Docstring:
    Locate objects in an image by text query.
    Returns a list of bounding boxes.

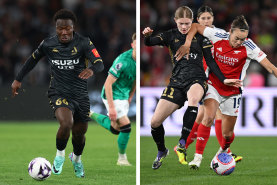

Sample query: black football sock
[151,124,166,152]
[180,106,198,144]
[72,137,85,156]
[56,138,68,151]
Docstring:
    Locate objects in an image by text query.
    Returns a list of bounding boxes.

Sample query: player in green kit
[90,33,136,166]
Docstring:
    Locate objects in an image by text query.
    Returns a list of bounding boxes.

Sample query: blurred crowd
[141,0,277,87]
[0,0,136,89]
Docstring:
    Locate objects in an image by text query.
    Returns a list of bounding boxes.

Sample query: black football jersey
[144,28,225,88]
[16,32,103,98]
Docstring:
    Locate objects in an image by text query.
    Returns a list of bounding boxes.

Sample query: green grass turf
[141,136,277,185]
[0,121,136,185]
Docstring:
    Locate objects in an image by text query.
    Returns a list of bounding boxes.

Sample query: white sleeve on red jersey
[243,38,267,62]
[203,26,228,44]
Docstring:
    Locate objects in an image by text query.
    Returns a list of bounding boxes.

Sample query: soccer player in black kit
[142,6,241,169]
[11,9,104,178]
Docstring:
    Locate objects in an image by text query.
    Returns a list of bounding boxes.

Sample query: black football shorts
[160,79,208,107]
[48,93,91,123]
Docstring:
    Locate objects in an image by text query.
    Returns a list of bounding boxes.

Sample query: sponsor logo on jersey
[51,59,79,70]
[233,50,241,54]
[217,47,222,52]
[215,52,239,66]
[182,53,198,60]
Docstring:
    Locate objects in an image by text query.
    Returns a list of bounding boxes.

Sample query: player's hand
[223,79,242,88]
[128,96,133,104]
[175,43,191,61]
[108,107,117,122]
[142,27,153,37]
[79,68,94,79]
[11,80,21,97]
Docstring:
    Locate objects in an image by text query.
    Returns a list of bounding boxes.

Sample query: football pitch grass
[141,136,277,185]
[0,121,136,185]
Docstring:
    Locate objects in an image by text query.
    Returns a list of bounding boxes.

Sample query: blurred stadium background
[140,0,277,136]
[0,0,136,120]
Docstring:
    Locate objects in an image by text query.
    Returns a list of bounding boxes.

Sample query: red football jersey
[203,27,266,96]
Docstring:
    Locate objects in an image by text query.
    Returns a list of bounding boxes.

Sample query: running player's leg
[214,109,232,153]
[214,108,223,146]
[90,111,120,135]
[52,107,74,175]
[189,98,218,169]
[221,115,236,150]
[176,83,204,165]
[117,116,132,166]
[151,99,179,169]
[185,104,204,149]
[69,121,88,178]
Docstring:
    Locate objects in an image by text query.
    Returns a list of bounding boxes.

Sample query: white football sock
[56,149,65,157]
[118,153,127,159]
[72,153,81,163]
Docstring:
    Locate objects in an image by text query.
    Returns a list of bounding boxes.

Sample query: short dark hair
[53,9,77,24]
[231,15,249,31]
[197,5,213,18]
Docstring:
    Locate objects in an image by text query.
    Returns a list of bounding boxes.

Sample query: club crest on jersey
[52,48,59,52]
[51,59,79,70]
[71,47,78,55]
[92,49,100,57]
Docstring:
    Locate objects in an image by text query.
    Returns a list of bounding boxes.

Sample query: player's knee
[58,117,73,129]
[202,116,214,127]
[120,124,131,133]
[110,126,120,135]
[151,117,162,128]
[188,96,200,106]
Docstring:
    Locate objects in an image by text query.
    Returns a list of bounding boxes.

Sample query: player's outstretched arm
[175,23,206,61]
[142,27,167,46]
[260,58,277,78]
[104,74,117,121]
[142,27,153,37]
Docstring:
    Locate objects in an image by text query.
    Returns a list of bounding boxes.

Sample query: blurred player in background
[142,6,241,170]
[176,14,277,169]
[90,33,136,166]
[11,9,104,178]
[183,6,242,168]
